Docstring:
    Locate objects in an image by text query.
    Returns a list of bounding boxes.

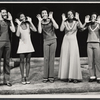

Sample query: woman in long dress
[58,10,83,83]
[15,13,37,84]
[37,8,59,83]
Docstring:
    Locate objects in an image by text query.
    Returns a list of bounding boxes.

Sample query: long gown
[58,20,82,80]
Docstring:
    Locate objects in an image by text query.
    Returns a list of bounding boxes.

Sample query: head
[67,10,75,20]
[0,7,8,19]
[40,7,49,20]
[17,13,26,22]
[90,13,98,22]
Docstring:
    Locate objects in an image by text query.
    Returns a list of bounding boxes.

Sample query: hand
[62,13,67,21]
[85,15,90,23]
[27,16,32,22]
[0,13,3,20]
[15,18,21,25]
[97,15,100,23]
[75,12,80,20]
[49,11,53,19]
[36,14,42,22]
[7,12,12,21]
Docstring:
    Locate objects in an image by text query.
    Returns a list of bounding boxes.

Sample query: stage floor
[0,58,100,95]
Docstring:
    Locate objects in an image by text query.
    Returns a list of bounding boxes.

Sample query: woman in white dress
[15,13,37,84]
[58,10,83,83]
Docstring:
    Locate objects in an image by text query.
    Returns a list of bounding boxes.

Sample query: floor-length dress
[58,21,82,80]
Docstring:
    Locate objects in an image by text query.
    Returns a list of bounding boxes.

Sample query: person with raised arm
[0,7,15,86]
[58,10,83,83]
[82,13,100,83]
[37,7,59,83]
[15,13,37,85]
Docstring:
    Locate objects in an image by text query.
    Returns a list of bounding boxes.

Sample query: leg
[49,39,57,82]
[3,42,11,83]
[87,43,95,78]
[0,43,4,83]
[43,41,50,81]
[19,54,25,79]
[25,53,31,84]
[93,43,100,79]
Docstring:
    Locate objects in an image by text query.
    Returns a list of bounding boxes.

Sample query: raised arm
[60,13,66,31]
[76,13,89,31]
[36,14,43,33]
[27,16,37,32]
[16,25,20,37]
[49,12,59,29]
[7,12,15,32]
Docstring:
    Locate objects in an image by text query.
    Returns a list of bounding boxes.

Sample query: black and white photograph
[0,1,100,98]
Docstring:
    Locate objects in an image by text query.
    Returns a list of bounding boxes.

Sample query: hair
[65,10,78,21]
[17,12,26,19]
[39,7,49,16]
[90,12,98,20]
[66,10,76,18]
[0,7,8,12]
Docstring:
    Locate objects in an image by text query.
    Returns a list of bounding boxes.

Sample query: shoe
[49,78,55,83]
[89,78,96,82]
[73,79,82,83]
[4,82,12,87]
[22,78,26,85]
[25,77,31,84]
[42,79,48,83]
[73,79,78,83]
[68,79,74,83]
[97,80,100,83]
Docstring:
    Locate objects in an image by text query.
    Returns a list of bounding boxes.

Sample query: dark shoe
[68,79,74,83]
[49,78,54,83]
[25,77,31,84]
[42,79,48,83]
[4,82,12,87]
[73,79,82,83]
[97,80,100,83]
[22,78,26,85]
[89,78,96,82]
[73,79,78,83]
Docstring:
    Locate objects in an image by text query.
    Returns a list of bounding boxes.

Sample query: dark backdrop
[0,3,100,58]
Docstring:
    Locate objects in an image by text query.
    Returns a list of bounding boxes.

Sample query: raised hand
[85,15,90,23]
[36,14,42,22]
[62,13,67,21]
[15,18,21,25]
[7,12,12,21]
[75,12,80,20]
[49,11,53,19]
[27,16,32,22]
[0,12,3,20]
[97,15,100,23]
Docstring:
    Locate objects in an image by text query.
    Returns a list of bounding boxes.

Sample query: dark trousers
[0,42,11,82]
[43,39,57,79]
[87,43,100,78]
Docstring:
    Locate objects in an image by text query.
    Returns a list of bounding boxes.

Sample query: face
[1,9,8,19]
[67,11,74,19]
[91,14,97,22]
[41,10,48,19]
[20,14,26,22]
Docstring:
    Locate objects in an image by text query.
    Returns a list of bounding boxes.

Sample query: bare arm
[60,20,65,31]
[49,12,59,29]
[36,14,42,33]
[16,25,20,37]
[7,12,15,32]
[27,17,37,32]
[60,13,66,31]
